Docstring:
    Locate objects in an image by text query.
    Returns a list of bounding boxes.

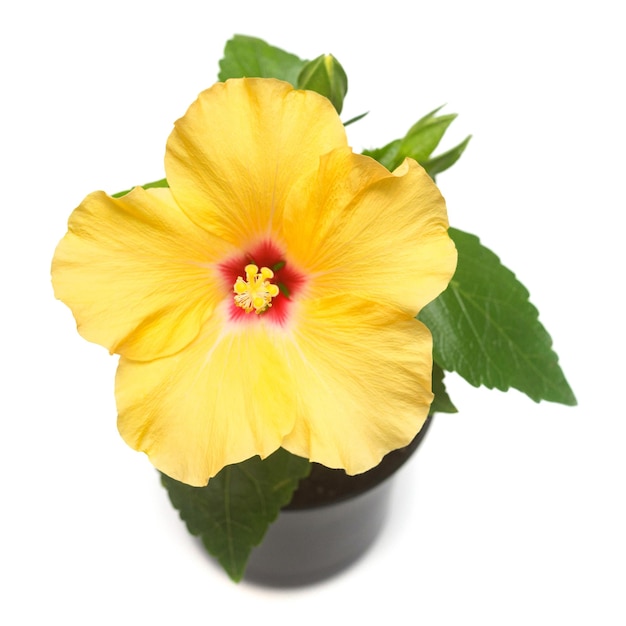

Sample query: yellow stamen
[233,264,280,314]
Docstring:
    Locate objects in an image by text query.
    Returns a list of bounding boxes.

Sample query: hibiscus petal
[165,78,348,245]
[116,312,298,486]
[281,295,434,474]
[52,187,234,361]
[284,149,457,315]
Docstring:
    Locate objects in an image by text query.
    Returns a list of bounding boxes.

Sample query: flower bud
[297,54,348,114]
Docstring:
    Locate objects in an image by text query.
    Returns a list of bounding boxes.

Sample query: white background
[2,1,624,624]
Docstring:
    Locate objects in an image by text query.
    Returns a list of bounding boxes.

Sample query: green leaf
[112,177,168,198]
[431,362,458,413]
[362,138,402,170]
[218,34,307,86]
[363,107,450,169]
[399,107,457,164]
[422,135,472,179]
[343,111,369,127]
[161,449,311,582]
[297,53,348,114]
[419,228,576,405]
[363,106,470,175]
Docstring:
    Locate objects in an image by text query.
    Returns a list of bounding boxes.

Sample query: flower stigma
[233,264,280,314]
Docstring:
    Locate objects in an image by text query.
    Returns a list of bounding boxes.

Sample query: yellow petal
[165,78,348,245]
[281,295,434,474]
[52,187,234,361]
[116,313,297,486]
[283,149,457,315]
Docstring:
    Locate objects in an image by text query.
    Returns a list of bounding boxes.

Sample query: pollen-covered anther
[233,264,280,314]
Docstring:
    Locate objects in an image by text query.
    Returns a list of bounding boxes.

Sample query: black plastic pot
[244,416,432,587]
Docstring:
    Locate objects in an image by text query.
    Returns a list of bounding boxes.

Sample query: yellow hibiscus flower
[52,78,457,487]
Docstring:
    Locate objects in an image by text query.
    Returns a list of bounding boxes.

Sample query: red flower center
[218,239,306,326]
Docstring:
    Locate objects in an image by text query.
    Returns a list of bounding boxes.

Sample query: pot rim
[284,414,433,511]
